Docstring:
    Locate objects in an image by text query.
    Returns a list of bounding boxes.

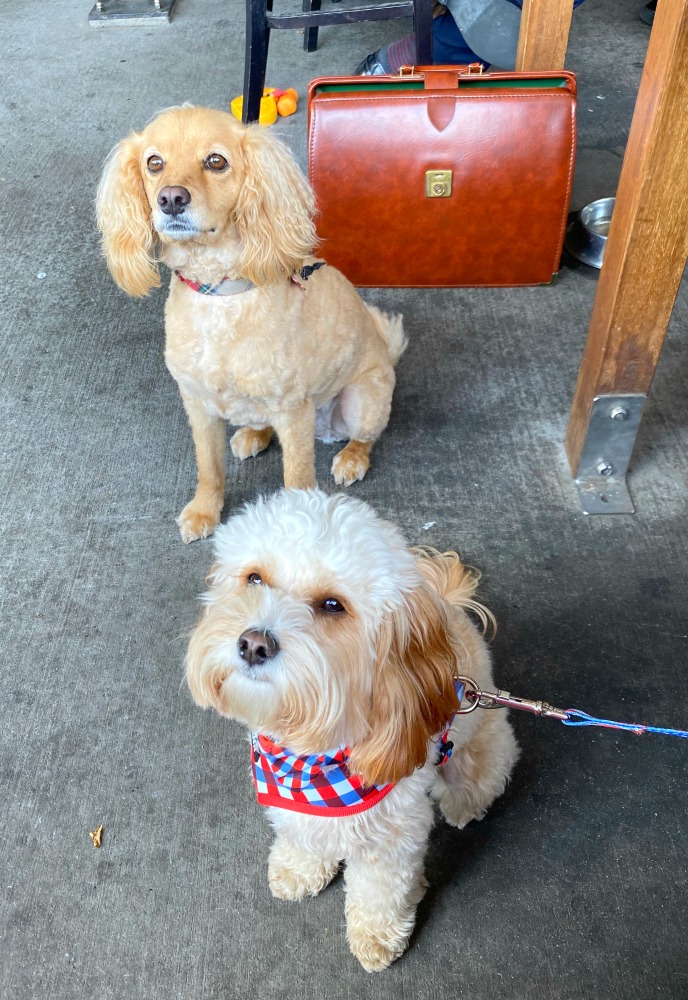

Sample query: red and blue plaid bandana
[250,681,464,815]
[251,733,395,817]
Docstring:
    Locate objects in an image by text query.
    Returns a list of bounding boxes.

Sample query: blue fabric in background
[433,11,484,65]
[433,0,588,69]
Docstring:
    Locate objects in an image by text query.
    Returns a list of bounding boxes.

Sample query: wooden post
[565,0,688,511]
[516,0,573,71]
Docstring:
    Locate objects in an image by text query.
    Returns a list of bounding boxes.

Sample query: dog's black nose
[157,186,191,217]
[238,629,280,666]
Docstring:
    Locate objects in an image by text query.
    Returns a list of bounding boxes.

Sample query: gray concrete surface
[1,1,687,997]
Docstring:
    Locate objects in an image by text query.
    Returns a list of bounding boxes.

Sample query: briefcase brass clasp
[426,170,452,198]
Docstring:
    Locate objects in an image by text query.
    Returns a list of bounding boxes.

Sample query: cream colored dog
[186,489,519,972]
[96,106,405,543]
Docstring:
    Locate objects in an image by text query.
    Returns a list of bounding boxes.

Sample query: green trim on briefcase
[312,76,572,96]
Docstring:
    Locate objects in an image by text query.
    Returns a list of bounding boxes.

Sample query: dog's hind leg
[177,391,226,544]
[434,711,519,829]
[331,366,395,487]
[230,426,274,461]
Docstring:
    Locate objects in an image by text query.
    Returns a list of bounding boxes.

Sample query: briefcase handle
[396,64,576,94]
[398,64,485,88]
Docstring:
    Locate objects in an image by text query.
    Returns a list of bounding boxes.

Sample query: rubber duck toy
[231,88,299,127]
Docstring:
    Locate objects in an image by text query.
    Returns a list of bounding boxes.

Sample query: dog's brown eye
[247,572,263,585]
[321,598,345,614]
[205,153,228,172]
[147,154,164,174]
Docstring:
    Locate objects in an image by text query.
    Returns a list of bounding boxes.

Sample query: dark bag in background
[307,66,577,287]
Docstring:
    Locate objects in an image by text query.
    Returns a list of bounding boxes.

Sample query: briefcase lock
[426,170,453,198]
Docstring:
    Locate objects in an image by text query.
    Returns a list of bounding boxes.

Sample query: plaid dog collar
[175,261,326,295]
[251,733,394,817]
[174,270,255,295]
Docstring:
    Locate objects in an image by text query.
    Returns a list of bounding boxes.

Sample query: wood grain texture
[566,0,688,472]
[515,0,573,71]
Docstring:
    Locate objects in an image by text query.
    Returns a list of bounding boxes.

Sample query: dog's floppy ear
[348,585,460,787]
[185,594,228,714]
[233,126,316,285]
[96,133,160,298]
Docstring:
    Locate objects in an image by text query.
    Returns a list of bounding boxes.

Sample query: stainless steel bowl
[565,196,615,269]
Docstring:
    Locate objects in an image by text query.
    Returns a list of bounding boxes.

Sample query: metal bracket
[573,393,646,514]
[88,0,176,27]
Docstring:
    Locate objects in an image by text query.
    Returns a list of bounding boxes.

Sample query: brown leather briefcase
[307,66,577,287]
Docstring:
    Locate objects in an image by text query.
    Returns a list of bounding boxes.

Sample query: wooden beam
[516,0,573,71]
[565,0,688,473]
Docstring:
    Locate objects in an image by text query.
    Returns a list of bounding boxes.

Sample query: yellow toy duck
[231,88,298,127]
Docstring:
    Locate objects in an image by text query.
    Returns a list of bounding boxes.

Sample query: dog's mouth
[156,219,200,240]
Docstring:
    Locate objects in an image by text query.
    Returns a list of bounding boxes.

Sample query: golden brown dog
[96,105,405,543]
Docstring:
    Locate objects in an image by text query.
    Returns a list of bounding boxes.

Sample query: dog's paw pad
[176,504,221,544]
[230,427,272,461]
[331,447,370,487]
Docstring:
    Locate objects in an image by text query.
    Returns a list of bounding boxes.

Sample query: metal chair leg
[413,0,433,64]
[243,0,432,122]
[243,0,271,123]
[303,0,321,52]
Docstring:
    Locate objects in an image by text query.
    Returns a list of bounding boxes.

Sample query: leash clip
[454,675,569,722]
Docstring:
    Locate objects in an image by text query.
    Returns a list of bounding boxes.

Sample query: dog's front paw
[331,441,371,487]
[176,502,221,544]
[347,926,408,974]
[268,843,338,901]
[438,798,488,830]
[230,427,273,461]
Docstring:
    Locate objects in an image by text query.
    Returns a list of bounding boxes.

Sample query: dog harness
[250,733,394,817]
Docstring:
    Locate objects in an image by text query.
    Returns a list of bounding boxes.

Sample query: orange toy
[266,87,298,117]
[230,88,299,126]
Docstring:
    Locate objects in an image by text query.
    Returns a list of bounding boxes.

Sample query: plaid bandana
[250,682,464,815]
[251,733,394,817]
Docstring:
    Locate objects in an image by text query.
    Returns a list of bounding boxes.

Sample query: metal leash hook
[455,675,570,722]
[453,674,688,739]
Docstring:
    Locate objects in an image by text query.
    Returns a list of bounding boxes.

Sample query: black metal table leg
[413,0,433,64]
[243,0,271,123]
[303,0,321,52]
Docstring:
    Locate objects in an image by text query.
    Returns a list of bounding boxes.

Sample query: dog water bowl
[565,197,615,269]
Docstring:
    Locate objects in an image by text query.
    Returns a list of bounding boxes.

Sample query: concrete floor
[1,1,687,997]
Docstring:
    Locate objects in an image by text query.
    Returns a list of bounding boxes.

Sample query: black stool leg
[243,0,271,124]
[303,0,321,52]
[413,0,433,64]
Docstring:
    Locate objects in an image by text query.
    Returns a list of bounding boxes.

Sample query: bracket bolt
[610,406,628,421]
[596,461,614,477]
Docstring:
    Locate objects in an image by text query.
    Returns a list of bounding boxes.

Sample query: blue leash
[454,675,688,739]
[562,710,688,738]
